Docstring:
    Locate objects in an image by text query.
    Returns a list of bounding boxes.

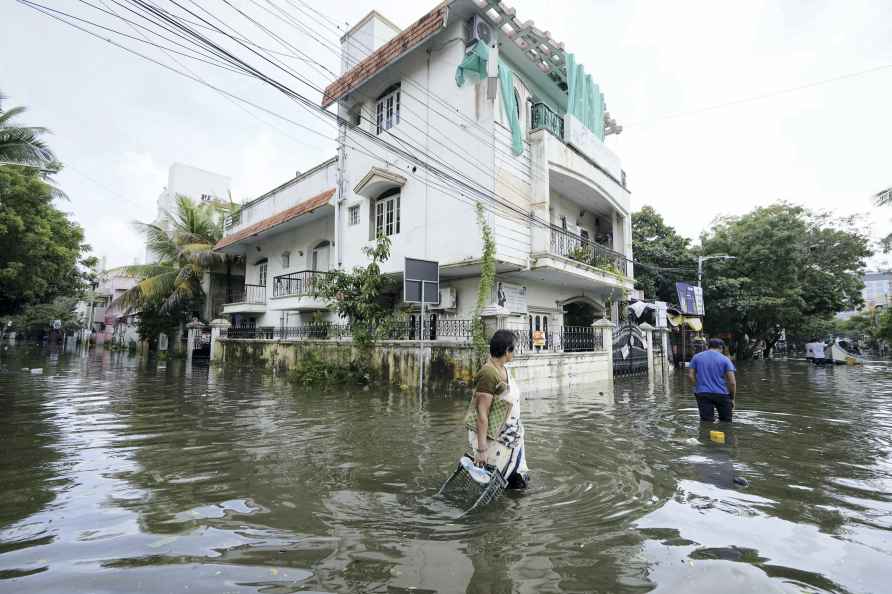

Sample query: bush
[288,351,372,387]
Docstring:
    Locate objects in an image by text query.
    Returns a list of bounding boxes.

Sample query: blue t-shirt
[690,350,736,395]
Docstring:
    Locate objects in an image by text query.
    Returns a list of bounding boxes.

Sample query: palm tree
[115,195,239,317]
[0,92,56,168]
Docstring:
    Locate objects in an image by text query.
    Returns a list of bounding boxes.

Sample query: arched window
[312,241,331,272]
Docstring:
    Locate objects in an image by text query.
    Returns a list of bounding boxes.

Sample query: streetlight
[698,254,736,287]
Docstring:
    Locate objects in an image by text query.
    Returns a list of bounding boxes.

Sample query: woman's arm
[474,392,493,466]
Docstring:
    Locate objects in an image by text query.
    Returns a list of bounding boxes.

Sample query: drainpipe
[336,119,347,268]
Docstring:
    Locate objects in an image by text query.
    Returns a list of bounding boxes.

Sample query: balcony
[550,226,631,278]
[269,270,331,311]
[222,283,267,315]
[531,102,564,139]
[529,102,627,196]
[272,270,331,298]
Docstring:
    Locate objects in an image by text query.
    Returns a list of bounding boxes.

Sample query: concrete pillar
[479,305,509,341]
[185,319,205,366]
[593,318,615,371]
[209,318,231,363]
[639,322,655,376]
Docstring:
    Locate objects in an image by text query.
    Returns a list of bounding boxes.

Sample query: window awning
[353,167,407,198]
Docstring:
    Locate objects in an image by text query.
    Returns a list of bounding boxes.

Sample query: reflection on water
[1,345,890,593]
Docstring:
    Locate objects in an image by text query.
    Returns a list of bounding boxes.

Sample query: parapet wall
[215,338,613,394]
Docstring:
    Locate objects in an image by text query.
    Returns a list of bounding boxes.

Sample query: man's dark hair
[708,338,725,350]
[490,329,516,357]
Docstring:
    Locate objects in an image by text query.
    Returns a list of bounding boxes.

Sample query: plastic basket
[438,456,508,514]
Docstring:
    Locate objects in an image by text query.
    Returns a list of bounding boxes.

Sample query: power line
[22,0,693,274]
[625,62,892,128]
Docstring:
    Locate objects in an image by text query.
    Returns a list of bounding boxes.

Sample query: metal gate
[613,320,648,376]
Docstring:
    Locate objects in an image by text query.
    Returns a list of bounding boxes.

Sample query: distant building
[146,163,232,263]
[861,271,892,308]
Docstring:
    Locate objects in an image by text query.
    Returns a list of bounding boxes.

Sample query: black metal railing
[226,284,266,305]
[221,318,478,342]
[509,325,606,356]
[272,270,331,298]
[550,226,631,277]
[531,102,564,139]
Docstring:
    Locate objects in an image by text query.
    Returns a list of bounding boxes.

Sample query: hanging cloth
[455,40,490,87]
[498,63,524,155]
[564,53,606,141]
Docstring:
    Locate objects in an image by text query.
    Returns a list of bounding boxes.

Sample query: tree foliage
[115,195,237,318]
[0,92,56,168]
[631,205,696,302]
[2,296,83,339]
[313,235,399,348]
[0,166,92,315]
[700,203,871,358]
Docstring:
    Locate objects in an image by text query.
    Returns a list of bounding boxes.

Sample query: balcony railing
[272,270,331,298]
[226,283,266,305]
[531,102,564,139]
[550,226,631,277]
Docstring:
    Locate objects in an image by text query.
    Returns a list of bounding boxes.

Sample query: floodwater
[1,346,890,594]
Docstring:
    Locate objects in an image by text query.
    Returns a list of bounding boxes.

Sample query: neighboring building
[146,163,232,262]
[76,266,140,345]
[836,271,892,320]
[215,0,633,350]
[861,271,892,308]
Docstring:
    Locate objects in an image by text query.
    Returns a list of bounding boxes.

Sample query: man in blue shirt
[688,338,737,422]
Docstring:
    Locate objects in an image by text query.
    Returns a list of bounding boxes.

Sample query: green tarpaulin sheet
[564,52,605,140]
[498,64,523,155]
[455,40,489,87]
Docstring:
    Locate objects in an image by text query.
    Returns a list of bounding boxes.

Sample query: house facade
[214,0,634,370]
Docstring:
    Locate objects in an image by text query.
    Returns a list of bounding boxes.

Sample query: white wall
[231,159,337,233]
[340,11,401,74]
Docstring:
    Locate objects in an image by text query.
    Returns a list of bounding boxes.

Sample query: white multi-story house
[215,0,634,348]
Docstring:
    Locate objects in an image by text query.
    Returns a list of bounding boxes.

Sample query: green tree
[313,235,399,348]
[701,203,871,359]
[6,296,83,340]
[0,92,56,168]
[0,166,92,315]
[631,205,696,302]
[116,195,237,319]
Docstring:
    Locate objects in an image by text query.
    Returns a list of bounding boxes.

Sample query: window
[281,251,290,268]
[375,190,401,238]
[348,205,360,226]
[375,85,400,135]
[200,193,212,202]
[257,260,267,287]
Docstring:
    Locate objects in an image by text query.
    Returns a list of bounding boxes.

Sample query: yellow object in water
[710,430,726,444]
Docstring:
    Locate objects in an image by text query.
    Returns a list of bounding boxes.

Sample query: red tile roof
[214,188,335,250]
[321,3,448,108]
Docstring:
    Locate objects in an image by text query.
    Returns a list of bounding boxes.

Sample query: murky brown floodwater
[1,344,890,593]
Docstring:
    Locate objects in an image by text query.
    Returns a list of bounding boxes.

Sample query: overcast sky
[3,0,892,270]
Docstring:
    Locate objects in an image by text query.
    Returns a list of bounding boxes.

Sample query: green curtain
[498,64,523,156]
[455,40,489,87]
[564,53,605,140]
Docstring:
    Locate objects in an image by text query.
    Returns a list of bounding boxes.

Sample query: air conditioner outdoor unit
[465,15,493,47]
[432,287,457,310]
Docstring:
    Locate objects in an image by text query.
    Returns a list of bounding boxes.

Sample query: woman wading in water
[465,329,530,489]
